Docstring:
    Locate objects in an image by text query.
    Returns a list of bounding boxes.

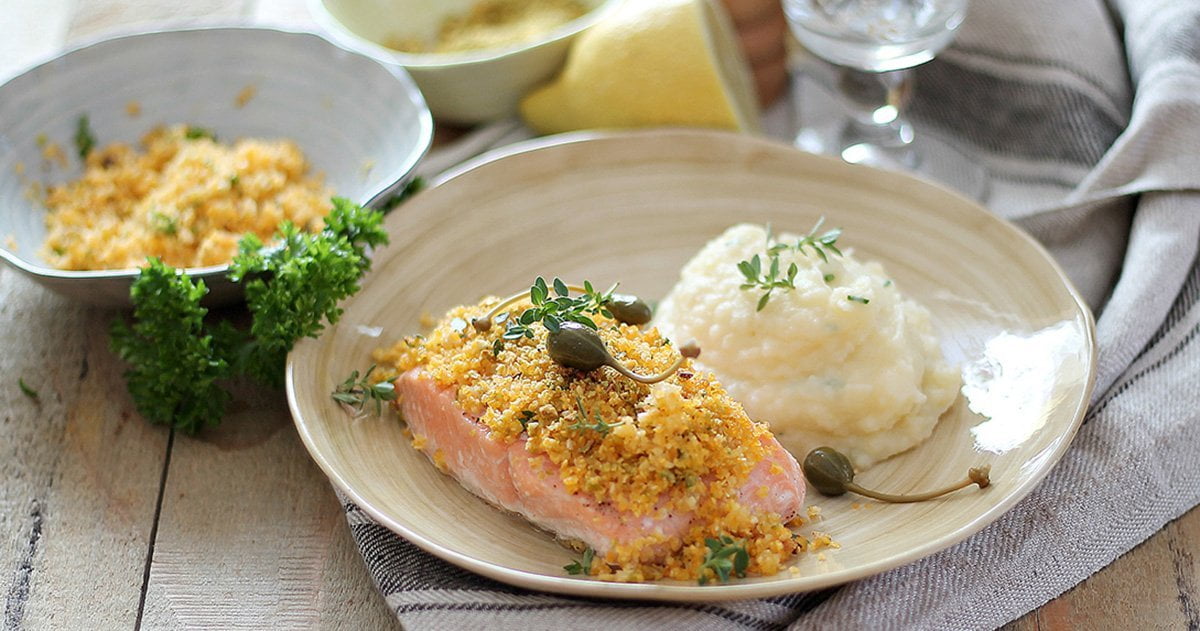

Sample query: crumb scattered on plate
[235,84,257,108]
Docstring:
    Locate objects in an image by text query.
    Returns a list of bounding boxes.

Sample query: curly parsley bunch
[110,195,395,433]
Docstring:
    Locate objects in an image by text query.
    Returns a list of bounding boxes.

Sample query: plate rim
[286,128,1098,601]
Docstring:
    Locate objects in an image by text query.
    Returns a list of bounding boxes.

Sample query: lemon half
[520,0,761,134]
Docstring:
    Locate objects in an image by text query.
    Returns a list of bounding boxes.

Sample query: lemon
[519,0,760,134]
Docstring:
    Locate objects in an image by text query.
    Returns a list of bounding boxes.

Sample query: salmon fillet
[398,368,806,555]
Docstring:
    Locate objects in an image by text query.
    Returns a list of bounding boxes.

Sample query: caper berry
[605,294,653,325]
[546,322,609,371]
[545,321,699,384]
[802,447,856,496]
[802,446,992,503]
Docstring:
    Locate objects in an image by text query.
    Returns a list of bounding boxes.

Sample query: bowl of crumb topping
[0,26,432,307]
[310,0,621,124]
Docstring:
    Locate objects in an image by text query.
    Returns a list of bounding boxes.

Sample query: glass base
[791,61,989,202]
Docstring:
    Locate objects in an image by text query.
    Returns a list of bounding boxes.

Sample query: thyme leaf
[568,395,622,436]
[698,535,750,585]
[737,219,843,311]
[331,364,397,415]
[502,277,614,339]
[74,115,96,160]
[18,377,39,400]
[564,547,595,575]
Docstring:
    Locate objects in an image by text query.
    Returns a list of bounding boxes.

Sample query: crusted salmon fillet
[400,369,806,555]
[375,296,808,582]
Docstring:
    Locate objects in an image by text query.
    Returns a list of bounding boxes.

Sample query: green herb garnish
[737,219,843,311]
[75,115,96,160]
[110,197,389,433]
[378,176,426,212]
[500,277,614,340]
[184,126,216,141]
[698,535,750,585]
[229,197,387,387]
[847,295,869,304]
[568,395,622,436]
[768,218,842,262]
[564,547,595,575]
[150,211,178,235]
[110,260,231,434]
[18,377,39,400]
[331,365,397,415]
[517,410,535,430]
[737,253,798,312]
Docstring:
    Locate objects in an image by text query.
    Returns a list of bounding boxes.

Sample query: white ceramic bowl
[310,0,621,124]
[0,26,432,307]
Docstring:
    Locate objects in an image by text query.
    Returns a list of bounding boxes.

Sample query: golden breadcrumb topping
[40,124,330,270]
[374,296,805,582]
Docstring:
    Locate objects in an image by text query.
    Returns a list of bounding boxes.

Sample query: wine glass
[783,0,986,198]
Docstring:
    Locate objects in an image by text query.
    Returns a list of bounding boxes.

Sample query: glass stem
[836,67,919,169]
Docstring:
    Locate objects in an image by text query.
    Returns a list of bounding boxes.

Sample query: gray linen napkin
[342,0,1200,628]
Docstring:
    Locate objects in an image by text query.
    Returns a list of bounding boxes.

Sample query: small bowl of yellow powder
[0,27,432,306]
[311,0,621,124]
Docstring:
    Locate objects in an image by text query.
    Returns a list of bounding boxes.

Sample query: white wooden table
[1,1,1195,628]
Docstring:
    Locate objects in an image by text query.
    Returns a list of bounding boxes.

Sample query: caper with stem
[547,321,699,384]
[604,293,653,325]
[802,446,991,503]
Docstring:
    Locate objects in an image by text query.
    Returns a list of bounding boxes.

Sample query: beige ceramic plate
[287,129,1096,601]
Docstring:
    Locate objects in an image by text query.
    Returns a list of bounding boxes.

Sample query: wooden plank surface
[0,0,1197,629]
[1003,504,1200,630]
[138,389,396,629]
[1,272,167,630]
[1,1,397,629]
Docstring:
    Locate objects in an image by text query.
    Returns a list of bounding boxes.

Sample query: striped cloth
[343,0,1200,628]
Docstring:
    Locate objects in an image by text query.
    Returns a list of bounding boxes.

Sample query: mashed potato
[654,223,959,469]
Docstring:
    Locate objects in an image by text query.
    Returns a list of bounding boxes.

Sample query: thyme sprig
[500,277,615,340]
[568,395,623,436]
[698,535,750,585]
[737,219,843,311]
[331,364,397,415]
[768,217,843,262]
[737,253,798,312]
[564,547,595,575]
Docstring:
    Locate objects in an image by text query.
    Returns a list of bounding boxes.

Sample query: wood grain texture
[0,1,396,629]
[0,270,165,629]
[1002,505,1200,631]
[139,390,397,629]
